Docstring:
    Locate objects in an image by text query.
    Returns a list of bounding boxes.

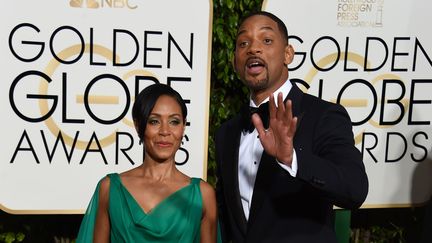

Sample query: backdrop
[264,0,432,208]
[0,0,213,213]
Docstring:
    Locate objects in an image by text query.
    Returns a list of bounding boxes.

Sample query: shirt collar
[249,79,292,107]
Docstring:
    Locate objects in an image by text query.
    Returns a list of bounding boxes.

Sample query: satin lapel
[247,83,306,227]
[221,115,248,234]
[286,84,305,130]
[247,152,275,227]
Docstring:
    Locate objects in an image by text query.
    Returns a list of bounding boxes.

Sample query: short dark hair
[237,11,288,44]
[132,83,187,142]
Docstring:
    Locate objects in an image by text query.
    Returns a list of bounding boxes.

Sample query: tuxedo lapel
[221,114,248,234]
[247,151,275,227]
[247,83,306,228]
[286,83,304,117]
[287,84,306,131]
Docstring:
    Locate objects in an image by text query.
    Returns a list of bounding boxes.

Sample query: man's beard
[242,75,269,92]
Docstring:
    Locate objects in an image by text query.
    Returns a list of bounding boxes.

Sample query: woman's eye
[148,119,159,125]
[170,119,181,125]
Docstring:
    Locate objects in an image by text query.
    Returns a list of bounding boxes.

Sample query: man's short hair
[238,11,288,44]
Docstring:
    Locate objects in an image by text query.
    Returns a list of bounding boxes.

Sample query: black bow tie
[241,102,269,133]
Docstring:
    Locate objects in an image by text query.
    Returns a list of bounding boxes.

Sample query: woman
[76,83,219,242]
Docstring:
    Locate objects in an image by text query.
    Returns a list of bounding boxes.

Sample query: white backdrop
[264,0,432,208]
[0,0,213,213]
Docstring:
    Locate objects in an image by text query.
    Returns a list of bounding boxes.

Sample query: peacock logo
[69,0,137,9]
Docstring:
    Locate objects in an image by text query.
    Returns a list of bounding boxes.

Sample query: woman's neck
[139,158,178,181]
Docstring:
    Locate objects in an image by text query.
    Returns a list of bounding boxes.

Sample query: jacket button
[312,177,325,186]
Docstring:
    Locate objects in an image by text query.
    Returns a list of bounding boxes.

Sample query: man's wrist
[276,150,298,177]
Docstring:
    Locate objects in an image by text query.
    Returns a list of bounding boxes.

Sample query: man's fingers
[269,94,276,119]
[251,113,264,132]
[276,92,285,120]
[284,99,293,122]
[288,117,298,137]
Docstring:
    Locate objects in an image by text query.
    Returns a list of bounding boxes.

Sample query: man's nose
[247,41,262,55]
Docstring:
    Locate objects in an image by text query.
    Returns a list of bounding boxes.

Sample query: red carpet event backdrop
[0,0,212,213]
[264,0,432,208]
[1,0,431,214]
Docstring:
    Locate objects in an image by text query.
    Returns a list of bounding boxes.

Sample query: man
[215,11,368,243]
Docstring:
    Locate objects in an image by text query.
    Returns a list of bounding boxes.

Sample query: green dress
[76,173,219,243]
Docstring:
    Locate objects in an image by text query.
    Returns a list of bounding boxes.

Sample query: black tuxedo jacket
[215,83,368,243]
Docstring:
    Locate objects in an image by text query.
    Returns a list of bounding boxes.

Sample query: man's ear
[284,44,295,65]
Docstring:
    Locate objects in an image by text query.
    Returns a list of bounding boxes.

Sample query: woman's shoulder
[95,174,113,203]
[197,179,216,198]
[196,179,217,221]
[99,173,120,187]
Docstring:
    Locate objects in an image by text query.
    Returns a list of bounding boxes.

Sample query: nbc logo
[69,0,137,9]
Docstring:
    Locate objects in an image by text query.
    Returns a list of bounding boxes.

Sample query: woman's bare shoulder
[199,180,216,198]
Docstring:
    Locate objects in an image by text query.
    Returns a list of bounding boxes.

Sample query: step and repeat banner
[1,0,430,213]
[264,0,432,207]
[0,0,212,213]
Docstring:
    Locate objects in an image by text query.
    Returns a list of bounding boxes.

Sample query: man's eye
[264,39,272,44]
[238,41,248,48]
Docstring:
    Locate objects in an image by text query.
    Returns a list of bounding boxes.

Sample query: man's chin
[243,77,268,91]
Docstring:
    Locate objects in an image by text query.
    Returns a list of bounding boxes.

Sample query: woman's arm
[93,176,111,243]
[199,181,218,243]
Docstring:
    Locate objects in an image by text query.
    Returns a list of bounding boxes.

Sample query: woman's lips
[156,142,172,147]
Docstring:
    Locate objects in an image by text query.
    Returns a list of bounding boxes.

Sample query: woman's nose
[159,122,170,135]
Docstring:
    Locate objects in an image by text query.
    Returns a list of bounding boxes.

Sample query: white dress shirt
[238,80,298,220]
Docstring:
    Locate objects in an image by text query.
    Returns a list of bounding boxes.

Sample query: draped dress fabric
[76,173,204,243]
